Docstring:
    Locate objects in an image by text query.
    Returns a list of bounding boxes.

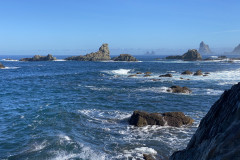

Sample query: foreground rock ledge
[170,82,240,160]
[129,111,194,127]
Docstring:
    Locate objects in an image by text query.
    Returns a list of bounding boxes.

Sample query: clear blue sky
[0,0,239,54]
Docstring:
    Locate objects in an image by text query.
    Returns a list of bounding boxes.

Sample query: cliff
[198,41,212,54]
[170,82,240,160]
[65,43,110,61]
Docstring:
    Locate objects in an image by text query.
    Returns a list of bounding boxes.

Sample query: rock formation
[181,70,193,75]
[159,73,172,77]
[166,49,202,61]
[193,70,203,76]
[65,44,110,61]
[198,41,212,54]
[170,82,240,160]
[0,63,5,69]
[20,54,56,61]
[112,54,137,61]
[129,111,194,127]
[231,44,240,54]
[167,86,192,94]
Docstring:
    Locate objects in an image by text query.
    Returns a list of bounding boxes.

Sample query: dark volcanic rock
[129,111,194,127]
[181,70,193,75]
[193,70,203,76]
[166,49,202,61]
[231,44,240,54]
[112,54,137,61]
[159,73,172,77]
[0,63,5,69]
[20,54,56,61]
[170,82,240,160]
[198,41,212,54]
[65,44,110,61]
[167,86,192,94]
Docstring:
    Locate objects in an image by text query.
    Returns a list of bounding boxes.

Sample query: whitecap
[102,69,132,75]
[1,59,18,61]
[1,67,20,69]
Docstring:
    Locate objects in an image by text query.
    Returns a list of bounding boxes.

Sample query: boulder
[166,49,202,61]
[159,73,172,77]
[20,54,56,61]
[65,44,110,61]
[112,54,138,61]
[129,111,194,127]
[170,82,240,160]
[167,86,192,94]
[181,70,192,75]
[198,41,212,54]
[0,63,5,69]
[193,70,203,76]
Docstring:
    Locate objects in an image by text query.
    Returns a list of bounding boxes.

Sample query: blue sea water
[0,55,240,160]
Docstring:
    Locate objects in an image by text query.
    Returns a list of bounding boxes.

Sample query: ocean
[0,55,239,160]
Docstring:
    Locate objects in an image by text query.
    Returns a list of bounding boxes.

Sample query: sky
[0,0,239,55]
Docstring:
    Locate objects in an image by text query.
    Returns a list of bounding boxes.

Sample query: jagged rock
[0,63,5,69]
[143,154,155,160]
[65,44,110,61]
[129,111,194,127]
[166,49,202,61]
[198,41,212,54]
[112,54,137,61]
[167,86,192,94]
[159,74,172,77]
[20,54,56,61]
[181,70,193,75]
[170,82,240,160]
[231,44,240,54]
[193,70,203,76]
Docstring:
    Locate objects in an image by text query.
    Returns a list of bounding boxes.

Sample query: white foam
[1,59,18,61]
[53,59,66,61]
[121,147,157,159]
[102,69,132,75]
[31,140,48,152]
[2,67,20,69]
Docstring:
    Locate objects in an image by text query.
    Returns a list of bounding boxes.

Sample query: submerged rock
[20,54,56,61]
[159,73,172,77]
[0,63,5,68]
[193,70,203,76]
[170,82,240,160]
[198,41,212,54]
[166,49,202,61]
[112,54,137,61]
[65,44,110,61]
[129,111,194,127]
[181,70,193,75]
[167,86,192,94]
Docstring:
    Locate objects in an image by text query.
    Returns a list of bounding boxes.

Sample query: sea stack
[20,54,56,61]
[231,44,240,54]
[65,43,110,61]
[170,82,240,160]
[198,41,212,54]
[0,63,5,69]
[112,54,138,61]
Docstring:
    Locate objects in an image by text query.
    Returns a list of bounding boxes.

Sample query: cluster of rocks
[129,110,194,127]
[181,70,209,76]
[20,54,56,61]
[170,82,240,160]
[166,49,202,61]
[112,54,138,61]
[0,63,5,69]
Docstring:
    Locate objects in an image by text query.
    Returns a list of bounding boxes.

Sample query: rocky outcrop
[0,63,5,69]
[112,54,137,61]
[159,74,172,77]
[181,70,192,75]
[129,111,194,127]
[231,44,240,54]
[20,54,56,61]
[65,44,110,61]
[198,41,212,54]
[170,82,240,160]
[166,49,202,61]
[167,86,192,94]
[193,70,203,76]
